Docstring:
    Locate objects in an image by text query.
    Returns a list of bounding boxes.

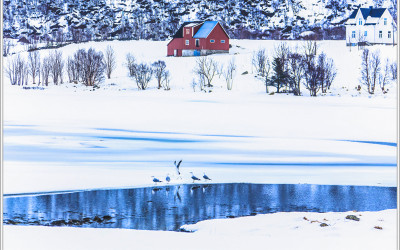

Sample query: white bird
[203,172,212,181]
[152,176,162,184]
[166,174,171,183]
[189,172,201,183]
[174,160,182,179]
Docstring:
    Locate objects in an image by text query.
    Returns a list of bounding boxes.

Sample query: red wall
[167,23,229,56]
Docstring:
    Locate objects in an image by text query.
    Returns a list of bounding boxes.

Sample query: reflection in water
[3,183,397,231]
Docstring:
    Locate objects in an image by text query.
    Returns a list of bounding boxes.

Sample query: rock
[241,71,248,75]
[68,219,82,226]
[93,216,103,223]
[103,215,112,221]
[320,223,329,227]
[346,215,360,221]
[51,220,66,226]
[82,217,91,223]
[374,226,383,230]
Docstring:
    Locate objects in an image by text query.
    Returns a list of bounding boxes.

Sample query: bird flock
[151,160,212,185]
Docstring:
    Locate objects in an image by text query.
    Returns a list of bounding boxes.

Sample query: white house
[345,7,397,46]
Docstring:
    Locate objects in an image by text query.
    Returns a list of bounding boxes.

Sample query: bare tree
[104,45,116,79]
[41,56,51,86]
[81,48,106,86]
[389,62,397,80]
[67,56,78,83]
[126,53,137,78]
[194,57,219,87]
[361,49,381,94]
[303,40,318,63]
[3,39,12,57]
[287,52,303,95]
[161,70,171,90]
[28,51,40,84]
[379,59,390,93]
[223,58,236,90]
[370,51,381,94]
[6,55,28,86]
[317,53,337,93]
[133,63,153,90]
[49,50,64,85]
[152,60,167,89]
[252,48,267,76]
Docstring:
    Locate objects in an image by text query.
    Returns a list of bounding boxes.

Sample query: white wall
[346,9,397,45]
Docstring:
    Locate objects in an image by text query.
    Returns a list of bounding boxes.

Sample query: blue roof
[349,7,386,19]
[193,21,218,38]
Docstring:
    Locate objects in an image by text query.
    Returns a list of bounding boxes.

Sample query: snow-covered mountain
[2,0,396,42]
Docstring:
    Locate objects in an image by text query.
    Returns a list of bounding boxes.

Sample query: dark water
[3,183,397,231]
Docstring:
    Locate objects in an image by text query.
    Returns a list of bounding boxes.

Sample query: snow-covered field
[2,39,398,249]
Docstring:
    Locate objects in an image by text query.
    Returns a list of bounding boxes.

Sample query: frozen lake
[3,183,397,231]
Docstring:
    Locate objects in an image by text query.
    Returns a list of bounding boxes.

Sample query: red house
[167,21,230,57]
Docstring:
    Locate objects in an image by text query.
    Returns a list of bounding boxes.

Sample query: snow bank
[4,209,396,250]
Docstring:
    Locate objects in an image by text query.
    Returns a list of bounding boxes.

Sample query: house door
[195,39,199,47]
[174,49,177,56]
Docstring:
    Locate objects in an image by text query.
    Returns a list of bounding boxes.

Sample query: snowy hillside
[3,0,397,43]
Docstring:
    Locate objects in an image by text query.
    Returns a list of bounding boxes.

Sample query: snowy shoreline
[4,209,397,250]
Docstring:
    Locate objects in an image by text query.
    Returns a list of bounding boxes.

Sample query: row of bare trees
[360,49,397,94]
[252,41,337,96]
[125,54,170,90]
[6,46,116,87]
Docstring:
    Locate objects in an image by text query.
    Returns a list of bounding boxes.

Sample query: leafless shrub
[194,57,219,87]
[104,45,116,79]
[152,60,167,89]
[6,55,28,86]
[126,53,137,78]
[223,58,236,90]
[41,56,51,86]
[134,63,153,90]
[49,50,64,85]
[28,51,40,84]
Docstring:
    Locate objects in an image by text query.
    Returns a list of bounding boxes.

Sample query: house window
[185,40,189,45]
[186,29,190,35]
[358,18,362,25]
[352,31,356,38]
[388,31,391,38]
[384,18,387,25]
[221,40,225,43]
[195,39,199,47]
[210,39,215,43]
[364,31,367,36]
[379,31,382,38]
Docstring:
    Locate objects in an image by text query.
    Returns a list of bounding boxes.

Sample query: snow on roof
[193,21,218,38]
[365,17,379,25]
[299,31,315,37]
[185,23,201,27]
